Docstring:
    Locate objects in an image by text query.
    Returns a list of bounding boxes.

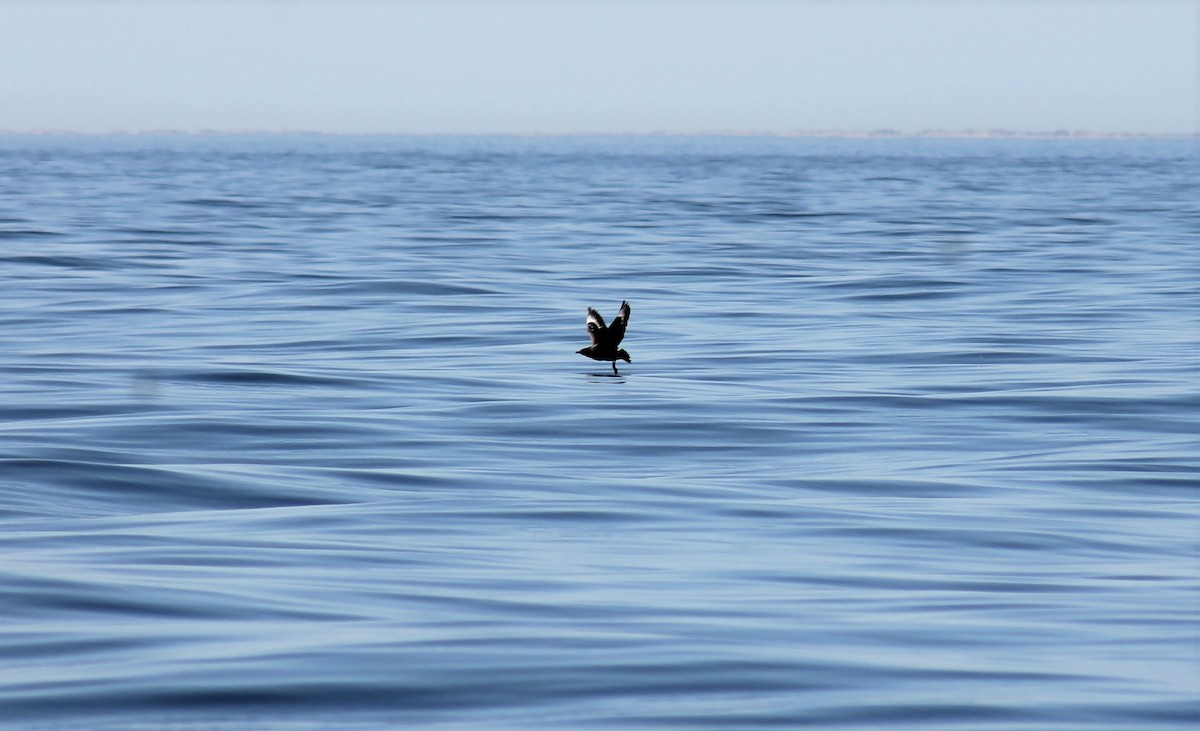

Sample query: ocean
[1,134,1196,729]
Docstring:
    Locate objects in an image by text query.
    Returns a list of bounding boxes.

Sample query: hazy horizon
[2,128,1195,138]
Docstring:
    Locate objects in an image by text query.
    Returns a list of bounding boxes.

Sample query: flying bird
[577,300,632,374]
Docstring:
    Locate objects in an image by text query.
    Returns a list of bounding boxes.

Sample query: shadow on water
[584,370,629,380]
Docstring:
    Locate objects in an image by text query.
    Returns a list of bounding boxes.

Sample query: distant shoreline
[1,129,1196,140]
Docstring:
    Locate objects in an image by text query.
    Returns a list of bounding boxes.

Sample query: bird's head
[617,349,631,363]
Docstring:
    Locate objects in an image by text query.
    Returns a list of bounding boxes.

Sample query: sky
[0,1,1195,135]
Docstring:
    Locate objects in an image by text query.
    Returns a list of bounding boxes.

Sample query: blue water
[1,134,1197,730]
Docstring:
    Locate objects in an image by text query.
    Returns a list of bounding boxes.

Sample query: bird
[577,300,632,374]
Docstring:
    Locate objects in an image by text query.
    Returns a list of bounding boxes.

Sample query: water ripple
[0,135,1196,730]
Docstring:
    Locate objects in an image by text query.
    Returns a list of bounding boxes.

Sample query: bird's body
[577,301,632,374]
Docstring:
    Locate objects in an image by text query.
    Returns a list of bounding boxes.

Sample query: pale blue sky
[1,1,1195,134]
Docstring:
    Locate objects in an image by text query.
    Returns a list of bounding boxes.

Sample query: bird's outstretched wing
[586,307,607,346]
[608,300,630,345]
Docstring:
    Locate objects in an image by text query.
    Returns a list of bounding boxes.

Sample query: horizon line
[2,128,1196,140]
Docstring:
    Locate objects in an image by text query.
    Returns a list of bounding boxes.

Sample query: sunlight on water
[0,135,1197,729]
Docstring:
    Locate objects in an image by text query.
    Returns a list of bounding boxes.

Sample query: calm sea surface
[0,135,1196,730]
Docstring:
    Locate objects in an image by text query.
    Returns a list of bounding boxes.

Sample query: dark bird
[577,300,632,374]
